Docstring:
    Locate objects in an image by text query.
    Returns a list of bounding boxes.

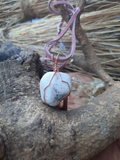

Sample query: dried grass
[0,1,120,79]
[0,0,119,27]
[0,0,50,27]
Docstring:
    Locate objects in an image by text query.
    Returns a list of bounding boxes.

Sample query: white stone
[40,72,72,107]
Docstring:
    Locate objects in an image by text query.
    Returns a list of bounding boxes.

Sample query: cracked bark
[0,51,120,160]
[57,0,114,88]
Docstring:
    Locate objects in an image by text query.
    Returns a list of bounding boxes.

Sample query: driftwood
[0,49,120,160]
[0,41,22,62]
[0,0,119,159]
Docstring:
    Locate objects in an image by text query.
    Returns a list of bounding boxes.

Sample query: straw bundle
[0,0,119,27]
[0,0,77,27]
[0,3,120,79]
[0,0,51,27]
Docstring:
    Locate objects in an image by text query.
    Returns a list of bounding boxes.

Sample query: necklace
[40,0,80,110]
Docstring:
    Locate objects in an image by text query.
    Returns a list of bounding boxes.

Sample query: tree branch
[57,0,114,88]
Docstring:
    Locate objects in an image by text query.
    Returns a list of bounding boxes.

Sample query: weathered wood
[0,51,120,160]
[0,41,21,62]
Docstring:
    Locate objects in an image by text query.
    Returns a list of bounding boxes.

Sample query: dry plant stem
[57,0,114,88]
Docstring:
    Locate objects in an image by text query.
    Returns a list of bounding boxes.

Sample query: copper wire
[43,54,71,107]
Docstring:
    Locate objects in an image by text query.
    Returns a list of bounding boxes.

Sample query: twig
[57,0,114,88]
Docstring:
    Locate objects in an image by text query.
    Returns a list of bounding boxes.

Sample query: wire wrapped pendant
[40,71,71,107]
[40,0,80,110]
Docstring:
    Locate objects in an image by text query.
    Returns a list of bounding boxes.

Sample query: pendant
[40,72,72,108]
